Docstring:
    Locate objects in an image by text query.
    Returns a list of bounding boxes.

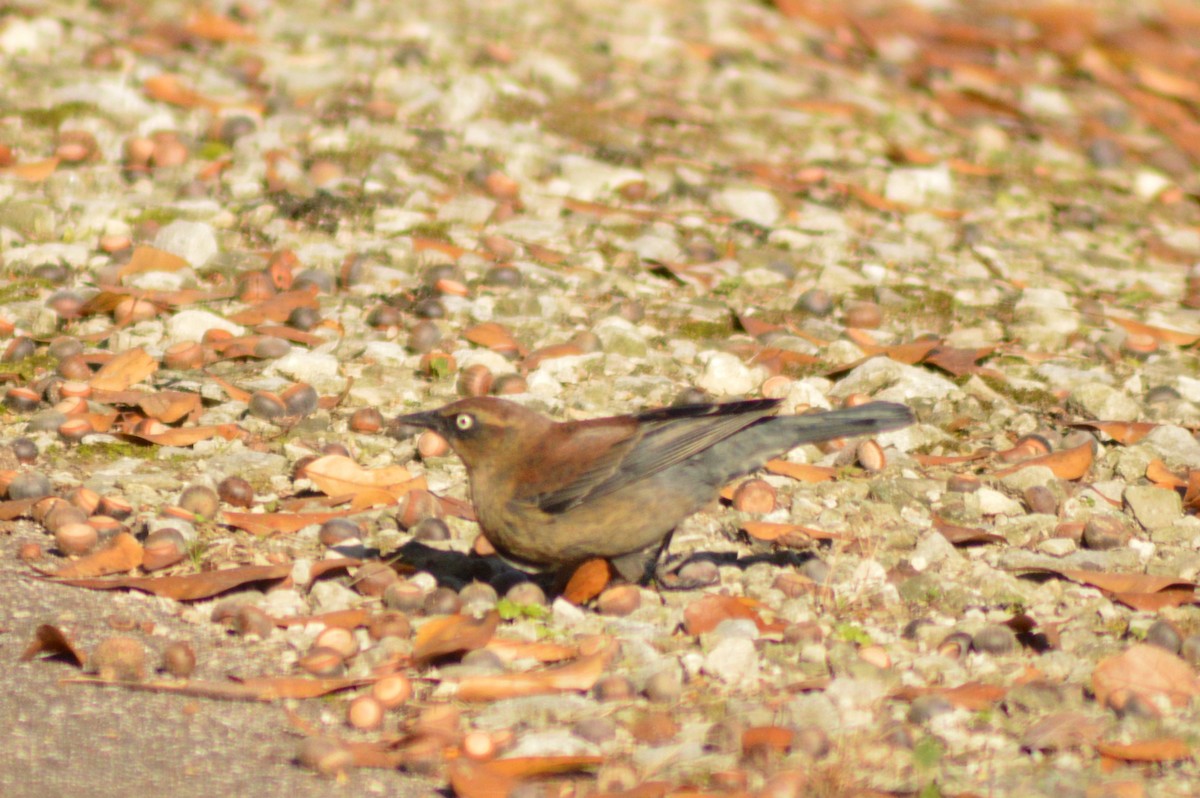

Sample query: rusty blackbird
[395,396,913,581]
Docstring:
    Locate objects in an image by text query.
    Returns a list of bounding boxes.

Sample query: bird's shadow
[386,540,819,598]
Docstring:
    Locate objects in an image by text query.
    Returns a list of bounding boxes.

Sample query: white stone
[154,220,218,268]
[166,309,245,345]
[884,165,954,206]
[697,351,760,396]
[713,187,781,227]
[703,637,759,685]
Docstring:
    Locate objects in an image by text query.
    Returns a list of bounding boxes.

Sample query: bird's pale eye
[454,413,475,431]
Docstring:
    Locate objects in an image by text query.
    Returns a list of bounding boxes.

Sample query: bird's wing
[523,399,780,514]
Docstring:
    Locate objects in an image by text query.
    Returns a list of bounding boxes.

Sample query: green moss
[675,319,733,340]
[496,597,549,621]
[131,208,183,226]
[832,622,872,645]
[71,440,159,461]
[196,140,231,161]
[21,102,100,128]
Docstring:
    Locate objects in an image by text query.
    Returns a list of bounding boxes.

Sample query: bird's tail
[777,401,914,444]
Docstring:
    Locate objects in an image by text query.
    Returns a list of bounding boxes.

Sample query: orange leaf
[144,74,224,111]
[524,344,584,371]
[20,624,87,667]
[764,460,836,482]
[52,532,143,578]
[185,10,258,43]
[3,157,60,182]
[455,640,616,702]
[138,391,202,423]
[933,517,1005,545]
[484,638,577,664]
[89,347,158,391]
[227,287,320,325]
[994,441,1094,480]
[222,509,363,536]
[465,322,521,355]
[1093,644,1200,711]
[1015,567,1195,595]
[303,455,423,500]
[272,608,369,629]
[126,423,242,447]
[1110,316,1200,347]
[683,594,766,635]
[44,559,359,601]
[1095,737,1192,763]
[413,611,499,663]
[1069,420,1157,445]
[1147,459,1187,489]
[742,521,845,543]
[117,246,189,279]
[562,558,612,604]
[742,726,794,753]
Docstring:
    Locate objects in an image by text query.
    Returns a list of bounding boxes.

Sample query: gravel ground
[4,0,1200,796]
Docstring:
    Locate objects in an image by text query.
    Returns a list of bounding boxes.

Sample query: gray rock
[1124,484,1182,530]
[1142,425,1200,468]
[1068,383,1139,421]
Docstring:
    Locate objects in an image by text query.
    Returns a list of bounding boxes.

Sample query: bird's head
[393,397,551,470]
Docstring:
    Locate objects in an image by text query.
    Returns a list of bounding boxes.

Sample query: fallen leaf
[2,157,60,182]
[124,423,243,447]
[1069,420,1157,445]
[484,639,577,664]
[227,287,320,325]
[272,608,369,629]
[413,611,499,663]
[994,441,1094,480]
[465,322,522,355]
[1021,712,1107,751]
[1096,737,1191,763]
[742,521,846,544]
[1014,567,1195,595]
[764,460,836,482]
[44,559,359,601]
[1109,316,1200,347]
[683,594,772,635]
[454,639,616,701]
[117,245,189,279]
[562,558,612,605]
[742,725,794,753]
[137,391,202,423]
[64,675,369,701]
[221,509,364,536]
[20,624,87,667]
[1092,644,1200,712]
[89,347,158,391]
[933,517,1005,545]
[185,10,258,43]
[304,455,424,500]
[52,532,143,578]
[1147,459,1187,489]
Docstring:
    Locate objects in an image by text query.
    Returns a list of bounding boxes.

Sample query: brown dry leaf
[227,287,320,325]
[523,344,584,371]
[994,441,1094,480]
[1095,737,1192,763]
[2,157,60,182]
[272,608,369,629]
[742,521,845,544]
[764,460,837,482]
[413,611,499,663]
[484,638,577,664]
[912,451,990,466]
[742,726,794,753]
[484,755,606,779]
[933,516,1005,545]
[222,509,363,536]
[683,594,767,636]
[1069,420,1157,445]
[1109,316,1200,347]
[1092,644,1200,711]
[449,759,515,798]
[855,338,941,365]
[924,345,999,377]
[1147,459,1187,489]
[138,391,202,423]
[412,236,471,260]
[65,675,369,701]
[1108,588,1199,612]
[20,624,87,667]
[117,245,189,279]
[1021,712,1107,751]
[143,73,224,111]
[303,455,423,500]
[207,375,252,403]
[53,532,143,578]
[465,322,522,355]
[562,558,612,605]
[185,10,258,43]
[90,347,158,391]
[125,423,243,447]
[0,497,38,520]
[939,681,1008,710]
[1016,567,1195,596]
[454,639,616,702]
[46,559,359,601]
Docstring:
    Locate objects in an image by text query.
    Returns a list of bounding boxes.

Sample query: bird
[393,396,913,584]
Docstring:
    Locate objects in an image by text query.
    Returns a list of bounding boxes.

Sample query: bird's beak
[391,409,443,435]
